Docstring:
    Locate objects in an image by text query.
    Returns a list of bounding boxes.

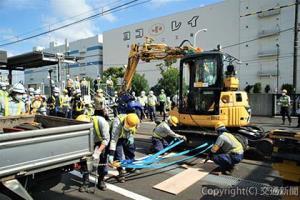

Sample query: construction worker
[71,89,84,119]
[0,82,8,100]
[108,113,140,182]
[84,103,94,116]
[0,83,26,116]
[137,91,148,120]
[47,87,62,116]
[26,87,35,112]
[165,96,172,112]
[151,116,186,153]
[39,95,47,116]
[74,76,80,90]
[94,89,106,117]
[94,75,101,92]
[106,75,114,96]
[30,89,43,114]
[80,77,89,96]
[158,89,167,120]
[147,90,157,121]
[131,91,137,101]
[296,95,300,128]
[111,91,119,117]
[278,89,292,126]
[61,89,72,118]
[210,122,244,175]
[66,78,74,97]
[172,91,179,108]
[76,114,110,191]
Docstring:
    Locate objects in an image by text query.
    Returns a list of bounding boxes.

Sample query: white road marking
[70,171,152,200]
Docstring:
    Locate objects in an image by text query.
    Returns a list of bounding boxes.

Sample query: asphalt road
[30,117,300,200]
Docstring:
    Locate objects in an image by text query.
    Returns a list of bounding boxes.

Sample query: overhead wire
[0,0,153,47]
[0,0,127,44]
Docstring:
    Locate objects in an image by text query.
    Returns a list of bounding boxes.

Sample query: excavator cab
[171,50,251,128]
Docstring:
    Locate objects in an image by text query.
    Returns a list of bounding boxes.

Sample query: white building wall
[103,0,299,92]
[25,35,103,89]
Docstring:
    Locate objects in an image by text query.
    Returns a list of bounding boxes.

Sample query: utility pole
[293,0,299,92]
[276,44,280,94]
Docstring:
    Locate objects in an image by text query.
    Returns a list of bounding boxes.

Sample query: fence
[248,93,300,116]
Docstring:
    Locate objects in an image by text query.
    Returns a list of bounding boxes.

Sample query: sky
[0,0,221,56]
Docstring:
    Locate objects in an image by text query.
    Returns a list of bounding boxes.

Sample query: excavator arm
[120,37,202,93]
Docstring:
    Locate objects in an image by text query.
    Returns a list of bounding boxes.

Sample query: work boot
[97,180,107,191]
[79,184,93,193]
[117,169,126,183]
[126,168,140,174]
[97,176,107,191]
[210,167,222,176]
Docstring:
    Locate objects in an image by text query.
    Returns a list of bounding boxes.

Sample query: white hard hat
[34,89,41,95]
[11,83,26,94]
[149,90,153,95]
[141,91,145,95]
[28,88,34,93]
[53,87,60,93]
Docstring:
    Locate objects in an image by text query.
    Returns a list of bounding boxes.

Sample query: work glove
[108,155,114,164]
[92,147,101,160]
[177,135,187,141]
[127,136,134,145]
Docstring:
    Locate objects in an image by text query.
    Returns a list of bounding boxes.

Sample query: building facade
[103,0,299,93]
[25,35,103,90]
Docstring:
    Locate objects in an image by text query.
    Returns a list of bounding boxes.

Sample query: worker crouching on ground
[210,122,244,175]
[108,113,140,183]
[0,83,26,116]
[150,116,186,153]
[76,114,110,192]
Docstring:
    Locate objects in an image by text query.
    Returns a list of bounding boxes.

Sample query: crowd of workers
[1,79,299,193]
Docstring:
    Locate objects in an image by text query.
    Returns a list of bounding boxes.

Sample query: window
[194,58,217,86]
[87,45,103,51]
[236,93,242,102]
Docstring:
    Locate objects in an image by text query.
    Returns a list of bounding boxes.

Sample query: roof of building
[1,51,82,71]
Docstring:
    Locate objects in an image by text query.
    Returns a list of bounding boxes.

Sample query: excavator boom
[120,38,202,93]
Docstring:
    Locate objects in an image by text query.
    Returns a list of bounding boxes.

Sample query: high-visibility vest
[92,116,102,140]
[31,99,42,114]
[153,121,167,139]
[279,95,290,107]
[75,101,84,112]
[159,94,166,102]
[61,95,70,107]
[116,114,137,138]
[223,132,243,154]
[4,96,22,116]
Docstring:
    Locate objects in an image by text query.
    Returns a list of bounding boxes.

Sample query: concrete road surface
[30,116,300,200]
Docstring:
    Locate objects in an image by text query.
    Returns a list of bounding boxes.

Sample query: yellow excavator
[120,37,272,157]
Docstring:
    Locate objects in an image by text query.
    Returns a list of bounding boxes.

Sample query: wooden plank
[153,168,208,195]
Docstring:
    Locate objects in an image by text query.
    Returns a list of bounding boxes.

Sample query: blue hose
[133,139,184,165]
[122,144,213,169]
[133,142,209,165]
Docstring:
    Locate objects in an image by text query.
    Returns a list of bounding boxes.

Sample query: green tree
[281,83,294,95]
[131,73,149,95]
[155,67,179,96]
[253,82,262,93]
[102,66,125,90]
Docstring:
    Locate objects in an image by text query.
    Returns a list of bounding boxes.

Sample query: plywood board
[153,168,208,195]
